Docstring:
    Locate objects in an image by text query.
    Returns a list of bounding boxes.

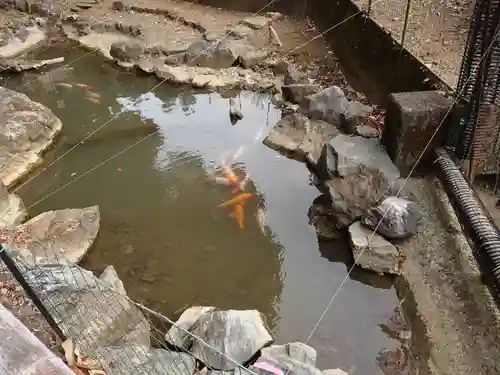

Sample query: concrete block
[381,91,452,177]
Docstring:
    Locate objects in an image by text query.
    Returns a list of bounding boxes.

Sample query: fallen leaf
[62,338,76,367]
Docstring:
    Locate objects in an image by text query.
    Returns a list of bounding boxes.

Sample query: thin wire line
[281,21,500,374]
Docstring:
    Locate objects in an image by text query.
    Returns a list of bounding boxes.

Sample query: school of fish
[211,148,267,234]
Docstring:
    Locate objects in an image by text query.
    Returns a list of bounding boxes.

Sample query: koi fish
[85,97,100,105]
[213,177,231,186]
[75,82,90,89]
[223,165,240,188]
[235,172,250,193]
[230,204,244,230]
[217,193,254,208]
[256,207,266,235]
[55,82,73,88]
[85,90,100,99]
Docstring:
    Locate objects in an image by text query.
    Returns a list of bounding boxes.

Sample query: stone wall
[187,0,452,105]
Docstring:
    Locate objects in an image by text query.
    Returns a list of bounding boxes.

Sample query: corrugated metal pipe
[436,148,500,303]
[434,147,500,302]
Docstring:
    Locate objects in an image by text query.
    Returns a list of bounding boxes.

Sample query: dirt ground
[360,0,474,88]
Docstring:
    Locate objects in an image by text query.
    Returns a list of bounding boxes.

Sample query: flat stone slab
[6,206,100,267]
[0,87,62,187]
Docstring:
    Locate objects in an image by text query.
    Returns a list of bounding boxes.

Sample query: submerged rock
[0,87,62,187]
[348,221,403,275]
[324,166,393,229]
[317,134,400,184]
[6,206,100,266]
[300,86,370,126]
[362,197,421,240]
[308,196,343,240]
[0,181,26,229]
[190,309,273,370]
[165,306,216,348]
[263,113,339,166]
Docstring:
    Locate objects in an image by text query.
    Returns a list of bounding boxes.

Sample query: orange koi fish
[230,204,244,230]
[217,193,254,208]
[55,82,73,88]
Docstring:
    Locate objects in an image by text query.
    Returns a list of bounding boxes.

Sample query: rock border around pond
[262,83,421,275]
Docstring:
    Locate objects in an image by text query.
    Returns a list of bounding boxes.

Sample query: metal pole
[0,244,66,340]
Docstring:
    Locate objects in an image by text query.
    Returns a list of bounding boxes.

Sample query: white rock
[0,182,26,229]
[348,221,403,275]
[165,306,215,348]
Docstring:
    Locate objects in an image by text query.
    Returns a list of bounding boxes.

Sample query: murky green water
[2,45,407,374]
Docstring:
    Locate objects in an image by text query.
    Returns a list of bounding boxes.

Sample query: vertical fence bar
[0,244,66,340]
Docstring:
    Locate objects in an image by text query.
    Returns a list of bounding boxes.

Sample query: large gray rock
[110,40,144,62]
[6,206,100,267]
[324,166,393,229]
[300,86,371,126]
[318,134,400,184]
[94,346,196,375]
[190,309,273,370]
[282,84,321,105]
[362,196,420,240]
[22,264,151,359]
[263,113,340,167]
[165,306,216,348]
[0,181,26,229]
[0,87,62,187]
[348,221,403,275]
[186,38,266,69]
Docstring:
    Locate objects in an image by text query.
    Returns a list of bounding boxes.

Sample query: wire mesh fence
[0,241,270,375]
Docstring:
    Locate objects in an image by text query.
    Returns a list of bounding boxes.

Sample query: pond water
[2,45,406,374]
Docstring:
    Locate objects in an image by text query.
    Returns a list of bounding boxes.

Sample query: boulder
[0,87,62,187]
[263,113,340,166]
[284,64,302,85]
[282,84,321,105]
[186,39,236,69]
[228,24,253,39]
[340,101,373,133]
[348,221,403,275]
[190,309,273,370]
[355,124,379,138]
[0,181,26,229]
[93,346,197,375]
[111,0,130,11]
[324,166,393,229]
[255,353,322,375]
[317,135,400,184]
[23,264,151,359]
[261,342,317,367]
[6,206,100,267]
[308,196,343,240]
[110,40,144,62]
[99,265,127,296]
[241,16,271,30]
[165,306,216,348]
[362,197,421,240]
[300,86,370,126]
